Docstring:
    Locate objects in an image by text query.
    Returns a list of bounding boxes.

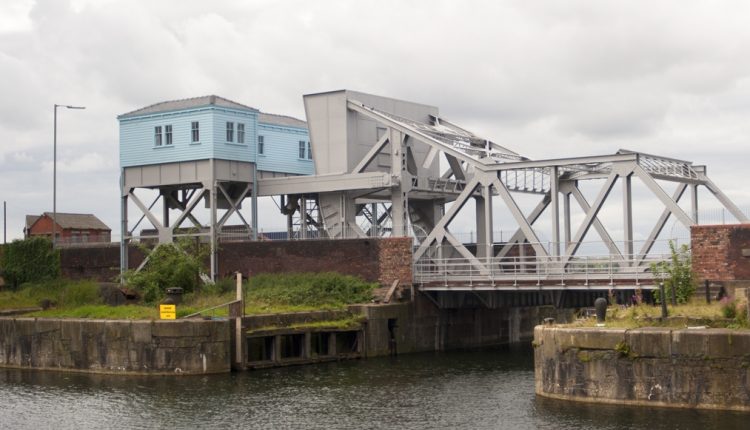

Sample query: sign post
[159,303,176,320]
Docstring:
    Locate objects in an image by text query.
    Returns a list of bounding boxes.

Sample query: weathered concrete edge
[0,317,231,376]
[534,326,750,412]
[536,390,750,413]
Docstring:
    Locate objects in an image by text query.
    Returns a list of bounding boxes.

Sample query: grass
[28,305,158,319]
[243,272,377,315]
[249,314,366,333]
[2,272,378,320]
[0,279,101,310]
[570,299,749,329]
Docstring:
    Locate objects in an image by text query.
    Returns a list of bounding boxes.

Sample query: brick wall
[60,244,145,281]
[58,238,414,286]
[219,237,413,286]
[691,224,750,284]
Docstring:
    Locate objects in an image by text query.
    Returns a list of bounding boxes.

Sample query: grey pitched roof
[118,95,259,119]
[37,212,111,231]
[258,112,307,129]
[25,215,40,230]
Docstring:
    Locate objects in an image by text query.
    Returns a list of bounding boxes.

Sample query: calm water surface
[0,346,747,429]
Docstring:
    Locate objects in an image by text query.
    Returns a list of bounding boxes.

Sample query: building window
[154,126,162,146]
[165,125,173,145]
[299,140,306,159]
[191,122,199,142]
[237,123,245,144]
[226,122,234,142]
[307,141,312,160]
[258,135,264,155]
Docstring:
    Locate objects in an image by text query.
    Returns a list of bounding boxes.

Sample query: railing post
[705,279,711,304]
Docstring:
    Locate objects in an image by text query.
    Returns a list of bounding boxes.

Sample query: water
[0,346,747,429]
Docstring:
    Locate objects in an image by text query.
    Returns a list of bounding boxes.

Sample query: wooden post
[235,272,244,367]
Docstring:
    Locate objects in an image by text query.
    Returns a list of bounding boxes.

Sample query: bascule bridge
[119,90,748,307]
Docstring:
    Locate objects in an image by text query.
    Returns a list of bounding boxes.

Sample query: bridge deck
[414,254,665,291]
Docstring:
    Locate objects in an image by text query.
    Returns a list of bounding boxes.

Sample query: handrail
[181,299,241,319]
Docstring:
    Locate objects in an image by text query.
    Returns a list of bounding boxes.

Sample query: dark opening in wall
[279,334,305,359]
[247,336,274,362]
[336,331,359,354]
[310,332,331,357]
[387,318,398,356]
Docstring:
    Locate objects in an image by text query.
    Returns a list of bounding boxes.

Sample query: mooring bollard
[659,282,668,319]
[594,297,608,323]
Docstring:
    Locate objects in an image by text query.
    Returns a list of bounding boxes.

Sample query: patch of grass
[244,272,376,314]
[569,299,748,330]
[0,279,101,310]
[4,272,379,320]
[249,314,366,333]
[28,305,157,319]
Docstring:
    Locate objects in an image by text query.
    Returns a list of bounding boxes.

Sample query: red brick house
[24,212,111,244]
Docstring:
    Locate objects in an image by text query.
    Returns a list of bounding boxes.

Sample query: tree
[0,237,60,289]
[123,240,206,304]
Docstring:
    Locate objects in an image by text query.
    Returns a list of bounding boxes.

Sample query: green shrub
[123,241,205,304]
[652,241,695,304]
[720,298,737,319]
[0,237,60,289]
[246,272,377,309]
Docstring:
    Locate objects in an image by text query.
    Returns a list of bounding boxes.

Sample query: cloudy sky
[1,0,749,243]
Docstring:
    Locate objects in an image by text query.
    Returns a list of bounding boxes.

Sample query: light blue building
[118,95,313,279]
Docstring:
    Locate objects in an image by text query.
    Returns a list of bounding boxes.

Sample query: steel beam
[633,165,695,228]
[563,172,620,263]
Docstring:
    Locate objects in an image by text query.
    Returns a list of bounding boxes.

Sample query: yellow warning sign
[159,304,176,320]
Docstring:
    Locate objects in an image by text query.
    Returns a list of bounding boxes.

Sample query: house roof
[25,215,40,230]
[118,95,260,119]
[32,213,111,231]
[259,112,307,129]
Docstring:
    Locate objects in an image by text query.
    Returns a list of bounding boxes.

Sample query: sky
[1,0,749,244]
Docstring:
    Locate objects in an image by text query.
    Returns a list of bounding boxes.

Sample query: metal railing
[414,253,672,288]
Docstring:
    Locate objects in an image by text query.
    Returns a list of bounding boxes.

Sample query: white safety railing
[414,253,672,288]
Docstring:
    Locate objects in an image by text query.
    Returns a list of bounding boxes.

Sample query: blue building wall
[120,104,313,176]
[257,122,313,175]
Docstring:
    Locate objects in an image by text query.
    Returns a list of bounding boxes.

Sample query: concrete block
[671,329,709,358]
[130,321,152,344]
[554,328,626,352]
[706,329,750,358]
[626,328,672,358]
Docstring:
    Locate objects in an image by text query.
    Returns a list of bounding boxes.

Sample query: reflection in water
[0,346,747,429]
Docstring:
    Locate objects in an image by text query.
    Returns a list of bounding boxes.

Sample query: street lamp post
[53,104,85,248]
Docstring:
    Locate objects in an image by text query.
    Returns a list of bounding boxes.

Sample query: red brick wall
[218,238,413,286]
[57,238,414,285]
[60,244,145,281]
[691,224,750,284]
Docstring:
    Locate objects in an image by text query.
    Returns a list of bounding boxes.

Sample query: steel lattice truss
[258,92,748,290]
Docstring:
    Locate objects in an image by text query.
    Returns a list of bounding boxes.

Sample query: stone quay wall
[0,318,230,375]
[534,326,750,411]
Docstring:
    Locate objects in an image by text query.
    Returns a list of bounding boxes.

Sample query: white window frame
[258,135,264,155]
[237,123,245,144]
[165,125,173,145]
[154,126,162,146]
[307,141,312,160]
[299,140,306,159]
[191,122,200,142]
[226,122,234,142]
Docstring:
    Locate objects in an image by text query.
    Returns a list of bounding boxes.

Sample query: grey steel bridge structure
[121,90,747,296]
[258,90,747,294]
